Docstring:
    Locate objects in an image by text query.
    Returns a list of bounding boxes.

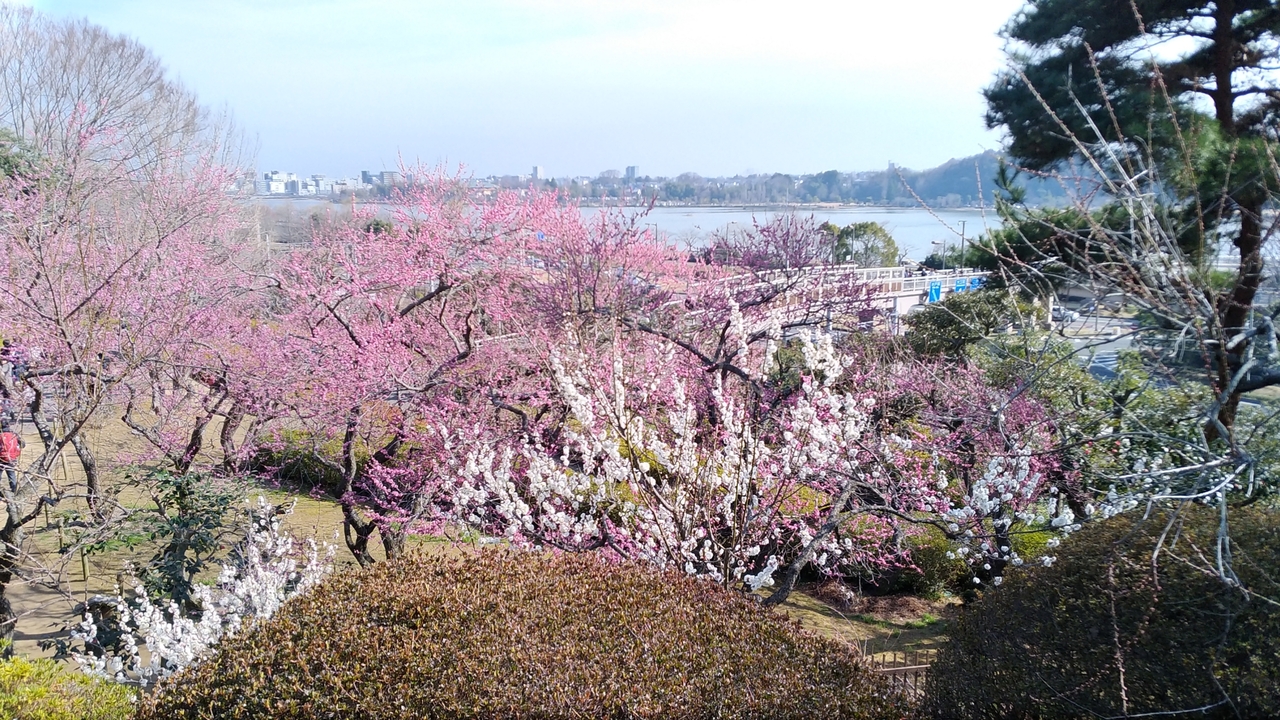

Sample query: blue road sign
[927,281,942,303]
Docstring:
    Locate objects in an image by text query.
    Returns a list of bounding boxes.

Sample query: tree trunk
[342,505,377,567]
[174,423,204,475]
[0,522,19,657]
[0,483,41,657]
[1222,201,1266,325]
[761,478,863,608]
[219,401,245,474]
[71,433,101,515]
[338,407,377,565]
[0,592,13,658]
[380,525,406,560]
[0,391,65,656]
[1215,199,1265,436]
[1204,0,1266,438]
[175,392,229,475]
[25,390,56,460]
[1212,0,1237,136]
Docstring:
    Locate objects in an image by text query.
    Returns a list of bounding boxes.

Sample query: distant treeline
[553,151,1070,207]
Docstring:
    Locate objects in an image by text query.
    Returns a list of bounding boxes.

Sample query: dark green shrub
[134,470,241,613]
[923,506,1280,719]
[244,429,350,496]
[893,528,969,598]
[0,656,133,720]
[140,550,906,720]
[904,289,1028,358]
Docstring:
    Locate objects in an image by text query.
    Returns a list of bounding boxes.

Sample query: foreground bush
[138,549,904,720]
[0,656,133,720]
[923,506,1280,719]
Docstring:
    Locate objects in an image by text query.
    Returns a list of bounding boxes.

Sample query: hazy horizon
[24,0,1023,179]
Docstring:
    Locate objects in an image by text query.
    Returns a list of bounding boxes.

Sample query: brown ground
[6,415,955,663]
[775,582,956,661]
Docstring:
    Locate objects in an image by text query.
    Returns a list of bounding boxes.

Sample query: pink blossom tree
[233,173,580,565]
[0,119,246,650]
[353,208,1077,602]
[215,181,1079,602]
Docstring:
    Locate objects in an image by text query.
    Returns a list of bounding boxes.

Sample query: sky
[26,0,1025,179]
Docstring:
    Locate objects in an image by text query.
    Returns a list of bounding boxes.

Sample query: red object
[0,432,19,463]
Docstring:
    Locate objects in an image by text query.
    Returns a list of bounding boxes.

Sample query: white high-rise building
[532,166,544,181]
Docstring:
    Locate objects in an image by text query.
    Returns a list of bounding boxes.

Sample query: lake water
[256,198,998,261]
[588,206,998,260]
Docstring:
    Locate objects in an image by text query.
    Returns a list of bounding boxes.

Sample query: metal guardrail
[704,264,989,299]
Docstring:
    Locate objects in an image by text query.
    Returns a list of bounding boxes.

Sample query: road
[1060,314,1267,409]
[1060,315,1137,381]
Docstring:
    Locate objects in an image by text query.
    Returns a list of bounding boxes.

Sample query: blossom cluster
[72,499,334,687]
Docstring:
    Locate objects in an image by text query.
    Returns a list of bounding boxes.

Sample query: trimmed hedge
[139,549,906,719]
[923,506,1280,719]
[0,656,134,720]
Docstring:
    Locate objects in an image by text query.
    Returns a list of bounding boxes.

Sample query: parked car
[1051,307,1080,322]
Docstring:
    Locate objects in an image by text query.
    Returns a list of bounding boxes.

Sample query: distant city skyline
[25,0,1025,178]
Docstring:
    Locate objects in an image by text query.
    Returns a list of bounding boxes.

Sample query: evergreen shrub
[244,429,356,496]
[139,549,906,719]
[923,506,1280,719]
[895,528,969,598]
[0,656,133,720]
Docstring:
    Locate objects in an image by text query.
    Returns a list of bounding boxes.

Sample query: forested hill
[839,151,1068,208]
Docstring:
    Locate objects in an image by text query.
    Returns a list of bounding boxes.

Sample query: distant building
[625,166,638,181]
[361,170,375,186]
[381,170,403,186]
[260,170,298,195]
[331,179,363,195]
[532,166,544,181]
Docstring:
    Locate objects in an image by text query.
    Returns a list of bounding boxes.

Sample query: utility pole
[959,220,967,271]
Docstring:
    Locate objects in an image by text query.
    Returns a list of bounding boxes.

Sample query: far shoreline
[249,195,997,214]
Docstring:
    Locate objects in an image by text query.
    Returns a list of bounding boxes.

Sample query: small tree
[0,5,246,176]
[71,498,333,689]
[985,0,1280,432]
[236,172,576,565]
[820,221,901,266]
[904,288,1035,358]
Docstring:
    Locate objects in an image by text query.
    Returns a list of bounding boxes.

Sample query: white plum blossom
[72,499,334,688]
[440,330,893,588]
[744,556,780,591]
